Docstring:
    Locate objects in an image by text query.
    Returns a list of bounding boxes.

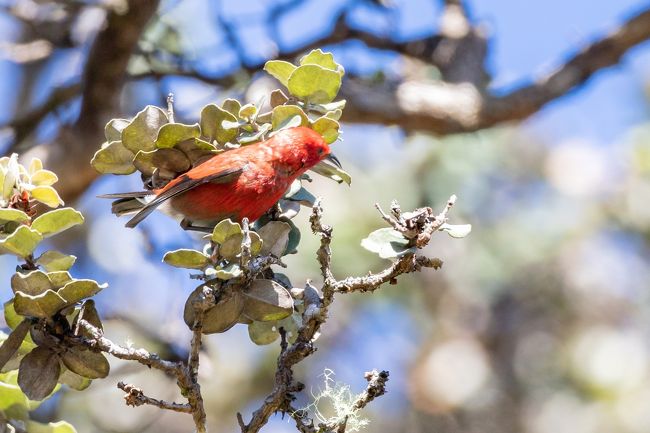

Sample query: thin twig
[117,382,192,413]
[75,319,182,376]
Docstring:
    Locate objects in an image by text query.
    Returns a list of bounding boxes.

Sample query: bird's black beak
[326,153,342,168]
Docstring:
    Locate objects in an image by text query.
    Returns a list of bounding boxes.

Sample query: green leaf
[211,263,242,280]
[30,170,58,187]
[439,223,472,238]
[121,105,168,153]
[30,186,64,208]
[28,157,43,175]
[163,249,209,269]
[0,380,29,420]
[36,251,77,272]
[132,150,156,176]
[184,288,243,334]
[248,321,279,346]
[270,89,289,107]
[310,161,352,185]
[104,118,130,142]
[25,420,78,433]
[60,348,109,379]
[18,346,61,400]
[238,103,258,120]
[14,290,67,318]
[58,368,92,391]
[287,64,342,104]
[285,220,301,255]
[211,219,242,244]
[11,271,53,296]
[264,60,297,88]
[90,141,137,175]
[57,279,105,305]
[0,320,30,372]
[237,123,272,145]
[271,105,309,131]
[4,300,25,329]
[47,271,72,288]
[300,49,344,75]
[242,279,293,322]
[155,123,201,148]
[257,221,291,257]
[31,208,84,238]
[311,116,340,144]
[151,148,191,173]
[0,226,43,257]
[218,231,262,261]
[200,104,238,145]
[0,208,30,224]
[360,228,414,259]
[286,187,316,207]
[221,99,241,116]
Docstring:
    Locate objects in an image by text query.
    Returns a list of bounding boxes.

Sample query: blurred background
[2,0,650,432]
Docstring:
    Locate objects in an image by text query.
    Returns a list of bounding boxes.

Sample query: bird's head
[271,126,340,175]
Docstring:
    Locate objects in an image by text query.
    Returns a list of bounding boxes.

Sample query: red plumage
[103,127,333,228]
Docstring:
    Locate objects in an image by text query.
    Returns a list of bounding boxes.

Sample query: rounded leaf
[14,290,67,318]
[47,271,72,288]
[300,49,344,76]
[439,223,472,238]
[11,271,53,296]
[271,105,309,131]
[287,64,342,104]
[122,105,168,153]
[18,346,61,400]
[257,221,291,257]
[163,249,209,269]
[200,104,238,145]
[242,279,293,322]
[90,141,136,175]
[156,123,201,148]
[0,209,29,224]
[310,161,352,185]
[61,348,109,379]
[31,208,84,238]
[35,251,76,272]
[0,226,43,257]
[211,219,241,243]
[57,280,106,305]
[248,321,279,345]
[360,228,414,259]
[184,288,243,334]
[58,368,92,391]
[264,60,297,88]
[211,263,242,280]
[30,186,64,208]
[104,118,130,142]
[30,170,58,186]
[311,117,340,144]
[151,148,191,173]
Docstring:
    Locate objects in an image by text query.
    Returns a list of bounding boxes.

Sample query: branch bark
[23,0,160,202]
[342,7,650,133]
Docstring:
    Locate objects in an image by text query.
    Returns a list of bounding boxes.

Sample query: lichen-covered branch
[240,197,449,433]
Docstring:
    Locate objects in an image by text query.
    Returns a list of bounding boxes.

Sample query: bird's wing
[125,165,246,228]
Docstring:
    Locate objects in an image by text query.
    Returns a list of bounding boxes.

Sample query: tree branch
[117,382,192,414]
[343,7,650,133]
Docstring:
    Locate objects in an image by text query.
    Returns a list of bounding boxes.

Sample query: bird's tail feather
[97,191,155,218]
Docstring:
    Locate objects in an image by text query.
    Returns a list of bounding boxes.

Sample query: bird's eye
[317,148,325,155]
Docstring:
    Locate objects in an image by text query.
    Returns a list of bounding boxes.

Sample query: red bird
[100,127,339,229]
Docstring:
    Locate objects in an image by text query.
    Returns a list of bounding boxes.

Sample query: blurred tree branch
[3,0,650,202]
